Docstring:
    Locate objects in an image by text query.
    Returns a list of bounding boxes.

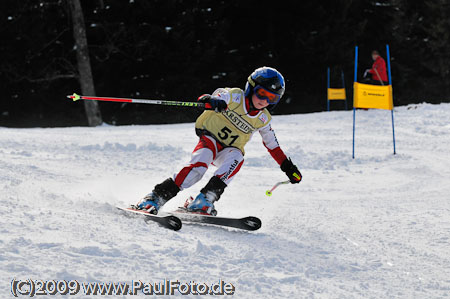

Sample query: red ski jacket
[369,56,388,82]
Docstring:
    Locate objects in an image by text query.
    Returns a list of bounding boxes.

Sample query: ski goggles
[254,85,281,104]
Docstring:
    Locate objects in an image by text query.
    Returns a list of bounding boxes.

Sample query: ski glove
[280,158,302,184]
[198,94,227,112]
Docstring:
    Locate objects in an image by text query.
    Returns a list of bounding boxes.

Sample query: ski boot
[135,178,180,214]
[184,176,227,216]
[184,192,218,216]
[136,193,163,215]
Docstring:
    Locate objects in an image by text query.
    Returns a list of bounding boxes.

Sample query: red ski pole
[265,180,290,197]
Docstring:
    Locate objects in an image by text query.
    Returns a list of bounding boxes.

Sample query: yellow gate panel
[353,82,393,110]
[327,88,346,100]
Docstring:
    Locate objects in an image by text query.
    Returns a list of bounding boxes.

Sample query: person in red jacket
[364,50,388,85]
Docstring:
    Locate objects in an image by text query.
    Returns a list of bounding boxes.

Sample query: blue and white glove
[198,94,227,112]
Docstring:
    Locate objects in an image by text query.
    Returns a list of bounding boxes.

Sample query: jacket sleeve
[259,123,287,165]
[369,59,382,75]
[368,61,377,74]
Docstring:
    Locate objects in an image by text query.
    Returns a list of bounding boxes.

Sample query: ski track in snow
[1,103,450,298]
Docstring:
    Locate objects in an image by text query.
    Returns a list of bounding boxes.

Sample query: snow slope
[1,103,450,298]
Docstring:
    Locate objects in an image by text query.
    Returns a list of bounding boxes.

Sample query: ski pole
[265,180,290,197]
[67,93,206,108]
[373,68,385,86]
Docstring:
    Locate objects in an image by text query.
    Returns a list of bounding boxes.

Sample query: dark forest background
[1,0,449,127]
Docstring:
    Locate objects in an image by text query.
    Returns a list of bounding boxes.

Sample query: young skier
[135,67,302,215]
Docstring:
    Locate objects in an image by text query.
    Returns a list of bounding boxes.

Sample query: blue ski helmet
[244,67,285,103]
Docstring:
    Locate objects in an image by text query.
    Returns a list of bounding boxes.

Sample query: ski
[117,206,182,231]
[169,208,261,231]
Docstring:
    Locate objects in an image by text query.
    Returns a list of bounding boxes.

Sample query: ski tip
[117,206,182,231]
[242,216,262,231]
[167,215,182,231]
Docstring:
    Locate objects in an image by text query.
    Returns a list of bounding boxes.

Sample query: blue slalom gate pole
[327,67,330,111]
[341,69,347,110]
[386,44,396,155]
[354,46,358,82]
[391,110,396,154]
[386,45,393,85]
[352,46,358,159]
[352,108,356,159]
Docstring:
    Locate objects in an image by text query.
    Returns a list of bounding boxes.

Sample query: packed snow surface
[1,103,449,298]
